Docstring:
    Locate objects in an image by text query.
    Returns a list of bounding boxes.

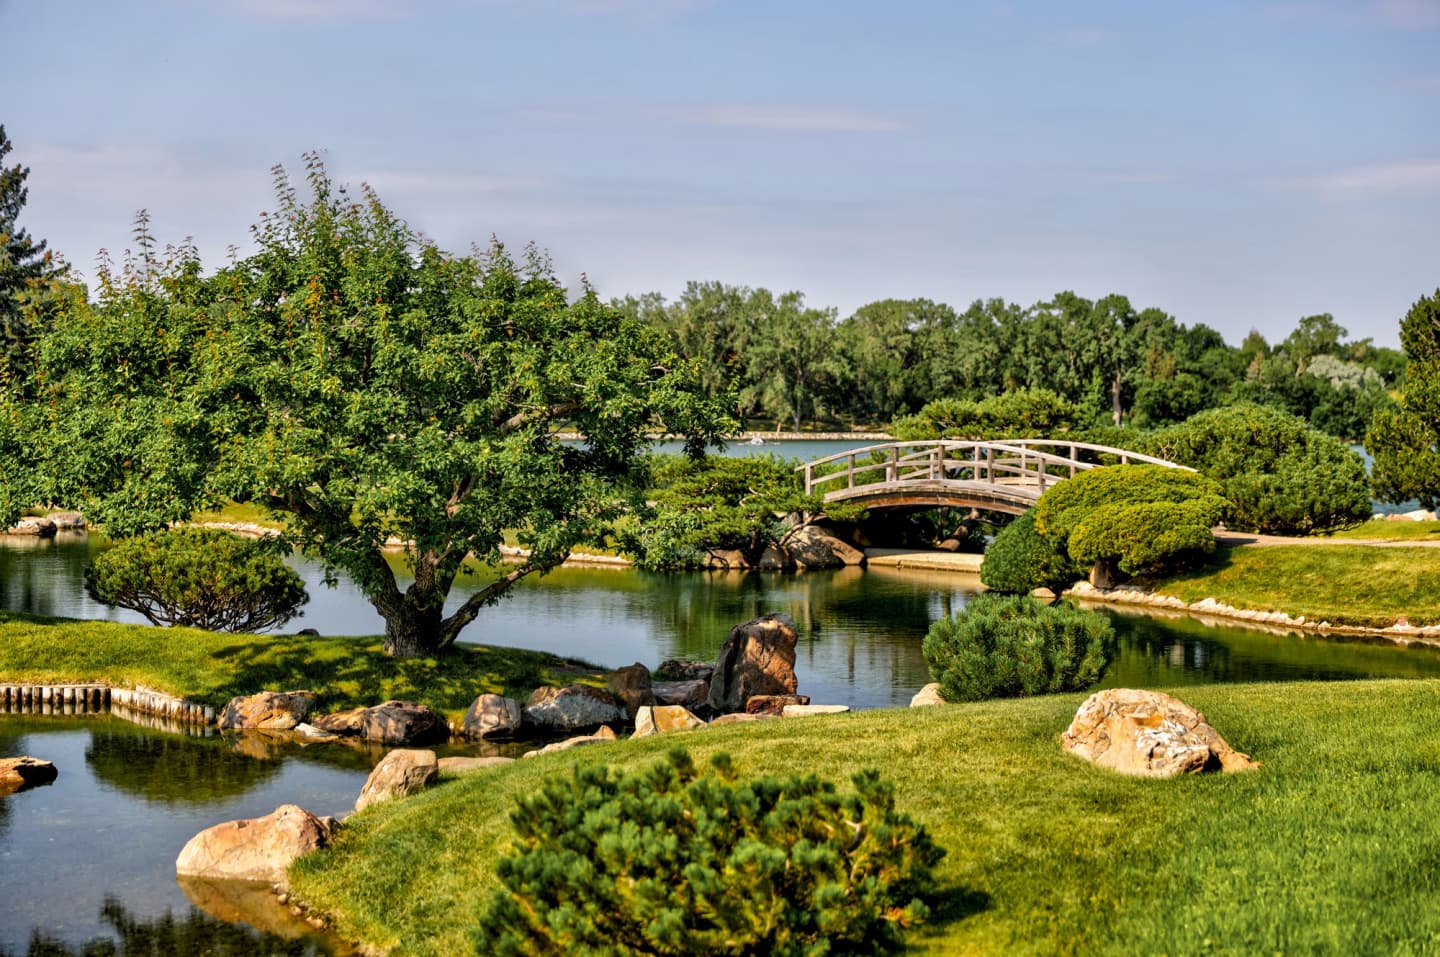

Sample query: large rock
[4,517,56,537]
[755,545,794,571]
[175,804,333,884]
[655,660,714,682]
[360,700,449,746]
[745,694,810,716]
[354,749,439,812]
[607,663,655,719]
[785,525,866,569]
[1061,689,1259,778]
[0,756,58,794]
[910,683,946,707]
[461,694,522,740]
[310,707,367,735]
[217,691,317,731]
[46,511,87,530]
[652,679,710,709]
[524,684,622,732]
[707,613,799,714]
[705,548,749,569]
[632,705,707,738]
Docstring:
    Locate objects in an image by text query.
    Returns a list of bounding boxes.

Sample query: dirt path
[1214,530,1440,549]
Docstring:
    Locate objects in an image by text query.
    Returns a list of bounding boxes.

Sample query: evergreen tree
[0,125,61,374]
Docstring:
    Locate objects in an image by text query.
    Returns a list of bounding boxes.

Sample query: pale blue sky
[6,0,1437,346]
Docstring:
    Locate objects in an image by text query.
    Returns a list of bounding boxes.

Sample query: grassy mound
[0,612,602,719]
[292,680,1440,955]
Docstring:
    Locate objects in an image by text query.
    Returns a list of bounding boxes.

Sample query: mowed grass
[0,612,603,720]
[1326,518,1440,542]
[1150,545,1440,627]
[291,680,1440,956]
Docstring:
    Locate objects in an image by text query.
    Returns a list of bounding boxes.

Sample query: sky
[4,0,1437,348]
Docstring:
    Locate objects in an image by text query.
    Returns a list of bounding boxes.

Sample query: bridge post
[803,462,814,495]
[1039,459,1048,491]
[1068,444,1077,478]
[986,446,994,483]
[847,453,856,489]
[887,446,899,483]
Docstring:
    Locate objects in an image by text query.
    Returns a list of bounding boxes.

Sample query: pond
[6,531,1440,952]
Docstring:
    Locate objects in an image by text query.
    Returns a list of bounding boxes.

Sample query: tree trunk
[1111,363,1123,427]
[378,596,446,658]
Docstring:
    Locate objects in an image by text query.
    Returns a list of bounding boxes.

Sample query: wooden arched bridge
[797,439,1193,515]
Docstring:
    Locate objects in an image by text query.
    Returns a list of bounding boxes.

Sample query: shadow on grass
[914,883,992,945]
[203,634,598,714]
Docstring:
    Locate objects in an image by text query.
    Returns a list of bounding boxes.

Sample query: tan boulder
[354,749,439,812]
[522,733,615,758]
[524,685,622,731]
[707,613,799,713]
[910,683,946,707]
[632,705,707,738]
[607,663,655,719]
[705,549,748,569]
[175,804,332,884]
[217,691,317,731]
[310,707,367,735]
[709,712,770,726]
[1061,688,1259,778]
[0,756,58,794]
[755,545,794,570]
[360,700,449,746]
[461,694,522,740]
[785,525,866,569]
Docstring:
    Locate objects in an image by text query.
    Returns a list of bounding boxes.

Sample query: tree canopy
[1369,290,1440,510]
[0,124,63,378]
[5,158,733,656]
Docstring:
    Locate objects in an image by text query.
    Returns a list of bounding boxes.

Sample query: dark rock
[524,685,622,732]
[360,700,449,746]
[755,545,794,571]
[606,663,655,719]
[652,678,709,709]
[744,694,810,716]
[707,613,800,714]
[654,660,714,682]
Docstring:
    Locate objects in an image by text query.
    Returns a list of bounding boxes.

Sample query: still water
[5,528,1440,953]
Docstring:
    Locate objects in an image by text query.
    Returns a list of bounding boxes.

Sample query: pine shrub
[474,748,945,956]
[980,509,1081,596]
[84,528,308,632]
[922,593,1114,703]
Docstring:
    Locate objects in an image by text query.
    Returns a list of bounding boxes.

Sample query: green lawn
[188,500,287,530]
[1149,544,1440,627]
[0,613,603,720]
[291,680,1440,956]
[1325,518,1440,542]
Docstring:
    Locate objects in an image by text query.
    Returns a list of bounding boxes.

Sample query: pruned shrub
[1034,465,1227,578]
[1143,403,1370,534]
[922,593,1115,703]
[474,747,945,956]
[980,509,1081,597]
[85,528,308,632]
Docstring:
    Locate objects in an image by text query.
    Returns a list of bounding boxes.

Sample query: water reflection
[0,896,334,957]
[85,731,282,805]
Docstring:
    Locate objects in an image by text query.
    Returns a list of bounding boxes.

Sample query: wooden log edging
[0,682,215,726]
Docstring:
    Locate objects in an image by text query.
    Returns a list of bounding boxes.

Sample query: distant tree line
[615,283,1404,440]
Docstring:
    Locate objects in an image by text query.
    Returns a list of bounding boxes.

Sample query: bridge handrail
[796,438,1193,497]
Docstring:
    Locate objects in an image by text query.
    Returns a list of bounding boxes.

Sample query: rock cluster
[1061,688,1258,778]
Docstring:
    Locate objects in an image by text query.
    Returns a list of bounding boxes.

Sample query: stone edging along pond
[1065,580,1440,648]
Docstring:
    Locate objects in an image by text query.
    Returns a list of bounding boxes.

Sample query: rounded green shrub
[980,509,1081,596]
[922,593,1115,703]
[474,747,945,957]
[1144,403,1370,534]
[85,527,308,632]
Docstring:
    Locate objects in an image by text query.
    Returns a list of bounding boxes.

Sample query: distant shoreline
[555,431,896,442]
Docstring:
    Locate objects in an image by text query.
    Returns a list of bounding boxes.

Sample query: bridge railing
[797,439,1192,497]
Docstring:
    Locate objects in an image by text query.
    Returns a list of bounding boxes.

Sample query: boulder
[607,663,655,719]
[4,517,56,537]
[910,683,946,707]
[785,525,866,569]
[46,511,87,530]
[782,704,850,717]
[522,733,615,758]
[0,756,58,794]
[744,694,810,716]
[175,804,332,884]
[705,549,749,570]
[360,700,449,746]
[461,694,522,740]
[632,705,707,738]
[709,712,770,726]
[309,707,367,735]
[707,613,799,714]
[354,749,439,812]
[217,691,317,731]
[1061,688,1259,778]
[438,756,515,774]
[652,678,710,709]
[655,660,715,682]
[755,545,794,571]
[524,685,623,732]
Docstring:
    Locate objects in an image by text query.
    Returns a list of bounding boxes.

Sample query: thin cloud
[683,105,905,134]
[355,170,548,194]
[1270,158,1440,192]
